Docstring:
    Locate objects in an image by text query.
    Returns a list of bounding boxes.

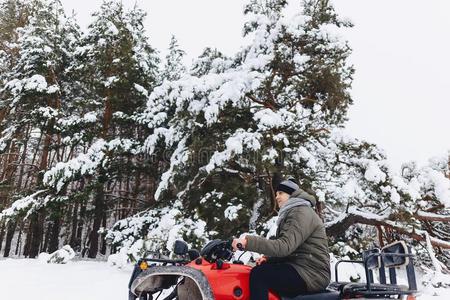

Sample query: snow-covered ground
[0,258,131,300]
[0,258,449,300]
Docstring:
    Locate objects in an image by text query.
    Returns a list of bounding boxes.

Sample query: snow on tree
[0,0,83,257]
[161,35,187,82]
[0,0,448,276]
[38,0,160,258]
[111,0,356,245]
[107,0,450,275]
[0,0,160,258]
[107,198,208,261]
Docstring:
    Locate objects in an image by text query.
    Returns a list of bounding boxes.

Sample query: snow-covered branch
[327,207,450,249]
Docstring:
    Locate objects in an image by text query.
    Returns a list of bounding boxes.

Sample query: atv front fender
[130,265,215,300]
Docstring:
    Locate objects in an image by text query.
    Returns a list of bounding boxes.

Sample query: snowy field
[0,259,131,300]
[0,258,449,300]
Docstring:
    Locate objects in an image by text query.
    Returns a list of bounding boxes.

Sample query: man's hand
[255,256,267,265]
[232,237,247,251]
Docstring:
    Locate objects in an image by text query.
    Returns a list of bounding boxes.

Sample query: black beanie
[276,178,299,195]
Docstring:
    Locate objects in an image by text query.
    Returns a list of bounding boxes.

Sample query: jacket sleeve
[246,207,314,257]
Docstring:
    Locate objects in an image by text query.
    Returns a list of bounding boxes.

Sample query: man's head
[275,178,299,208]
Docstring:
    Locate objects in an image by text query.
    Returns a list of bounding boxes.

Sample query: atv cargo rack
[332,240,417,299]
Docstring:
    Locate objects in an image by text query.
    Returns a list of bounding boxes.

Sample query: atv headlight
[139,261,149,270]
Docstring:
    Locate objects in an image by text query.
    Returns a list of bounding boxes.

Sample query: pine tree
[0,0,161,259]
[41,0,159,258]
[0,0,82,257]
[135,0,355,236]
[109,0,356,253]
[109,0,450,271]
[161,35,186,81]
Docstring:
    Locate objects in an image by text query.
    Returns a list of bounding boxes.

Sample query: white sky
[60,0,450,169]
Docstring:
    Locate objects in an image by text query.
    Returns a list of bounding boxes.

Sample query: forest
[0,0,449,282]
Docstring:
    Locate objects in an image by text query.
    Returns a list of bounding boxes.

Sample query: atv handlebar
[134,239,242,268]
[140,257,189,264]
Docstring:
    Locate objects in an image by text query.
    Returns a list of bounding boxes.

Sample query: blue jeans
[250,263,307,300]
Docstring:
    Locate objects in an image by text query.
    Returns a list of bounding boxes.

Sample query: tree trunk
[39,134,52,180]
[16,125,31,189]
[100,215,107,255]
[86,82,113,258]
[42,222,52,253]
[131,170,141,217]
[69,201,79,249]
[1,141,17,181]
[15,222,23,255]
[0,221,5,252]
[48,211,61,253]
[376,225,385,247]
[88,183,105,258]
[24,133,43,189]
[102,95,112,137]
[23,221,32,257]
[3,221,17,257]
[76,197,87,252]
[29,212,44,258]
[39,222,53,252]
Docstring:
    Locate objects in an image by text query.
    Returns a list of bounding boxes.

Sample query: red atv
[128,239,418,300]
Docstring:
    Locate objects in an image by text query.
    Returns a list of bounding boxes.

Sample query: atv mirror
[382,241,409,268]
[174,240,189,255]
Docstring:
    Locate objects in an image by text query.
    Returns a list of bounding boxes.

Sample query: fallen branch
[415,210,450,222]
[326,208,450,249]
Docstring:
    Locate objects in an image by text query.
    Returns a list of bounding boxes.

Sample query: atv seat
[281,290,340,300]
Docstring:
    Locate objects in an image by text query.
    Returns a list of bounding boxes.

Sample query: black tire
[128,290,137,300]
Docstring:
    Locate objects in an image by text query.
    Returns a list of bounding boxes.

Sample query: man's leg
[250,263,307,300]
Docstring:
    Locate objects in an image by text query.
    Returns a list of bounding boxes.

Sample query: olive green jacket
[246,191,330,292]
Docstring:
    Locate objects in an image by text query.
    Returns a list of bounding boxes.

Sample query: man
[232,178,330,300]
